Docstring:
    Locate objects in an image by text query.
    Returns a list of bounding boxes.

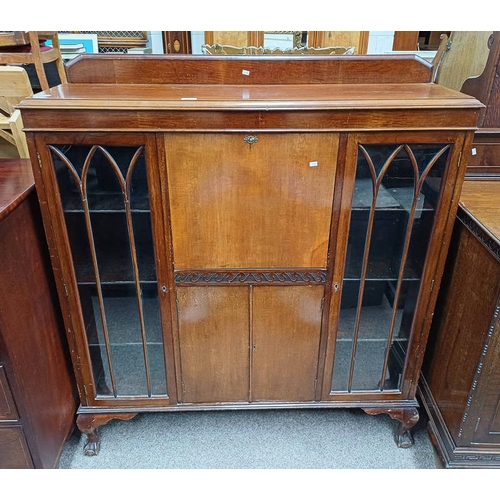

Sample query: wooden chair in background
[0,66,33,158]
[0,31,67,91]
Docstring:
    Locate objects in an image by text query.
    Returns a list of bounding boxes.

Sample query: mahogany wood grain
[177,287,250,403]
[424,224,500,437]
[20,108,481,135]
[0,158,34,222]
[251,286,324,401]
[64,54,433,85]
[145,134,179,405]
[165,133,338,269]
[0,160,77,468]
[420,180,500,466]
[20,82,478,110]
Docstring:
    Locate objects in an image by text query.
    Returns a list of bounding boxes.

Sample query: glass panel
[51,144,167,398]
[332,143,450,393]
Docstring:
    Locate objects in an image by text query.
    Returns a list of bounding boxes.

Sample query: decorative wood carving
[175,270,328,285]
[456,207,500,261]
[202,44,354,55]
[458,301,500,438]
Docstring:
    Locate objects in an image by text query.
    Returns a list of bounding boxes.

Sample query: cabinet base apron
[75,400,420,456]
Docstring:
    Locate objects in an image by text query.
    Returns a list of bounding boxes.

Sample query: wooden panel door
[177,287,250,403]
[165,133,338,269]
[308,31,369,54]
[252,286,324,401]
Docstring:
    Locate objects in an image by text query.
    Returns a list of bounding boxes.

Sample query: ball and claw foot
[363,407,419,448]
[77,412,137,457]
[395,428,415,448]
[83,430,100,456]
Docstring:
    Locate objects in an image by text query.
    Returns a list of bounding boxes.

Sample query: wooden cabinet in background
[0,159,77,468]
[420,180,500,468]
[19,55,481,456]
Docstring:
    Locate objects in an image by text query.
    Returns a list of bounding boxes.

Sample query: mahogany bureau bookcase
[18,55,482,456]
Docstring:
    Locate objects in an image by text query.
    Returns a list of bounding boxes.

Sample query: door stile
[31,134,96,405]
[320,133,359,400]
[401,131,472,398]
[315,133,347,401]
[155,133,183,403]
[26,132,88,404]
[145,133,178,404]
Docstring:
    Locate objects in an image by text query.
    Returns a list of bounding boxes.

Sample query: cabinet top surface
[0,159,34,223]
[18,82,482,112]
[460,180,500,244]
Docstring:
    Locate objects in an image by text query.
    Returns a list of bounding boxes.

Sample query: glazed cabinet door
[165,132,338,404]
[35,134,175,406]
[323,132,467,400]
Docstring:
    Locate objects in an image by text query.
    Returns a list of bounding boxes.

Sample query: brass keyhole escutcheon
[244,135,258,144]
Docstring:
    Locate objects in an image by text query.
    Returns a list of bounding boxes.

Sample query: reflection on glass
[332,143,450,393]
[51,145,167,397]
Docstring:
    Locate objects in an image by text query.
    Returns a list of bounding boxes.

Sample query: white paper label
[471,147,477,155]
[309,161,318,167]
[242,69,250,76]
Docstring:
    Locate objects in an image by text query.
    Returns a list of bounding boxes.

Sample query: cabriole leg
[362,407,419,448]
[76,412,138,456]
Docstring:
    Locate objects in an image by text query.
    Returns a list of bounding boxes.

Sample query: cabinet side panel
[252,286,324,401]
[177,286,250,403]
[165,133,338,269]
[0,195,76,468]
[424,221,500,439]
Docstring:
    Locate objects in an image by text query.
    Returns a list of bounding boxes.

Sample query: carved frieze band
[461,453,500,462]
[457,207,500,262]
[174,270,327,285]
